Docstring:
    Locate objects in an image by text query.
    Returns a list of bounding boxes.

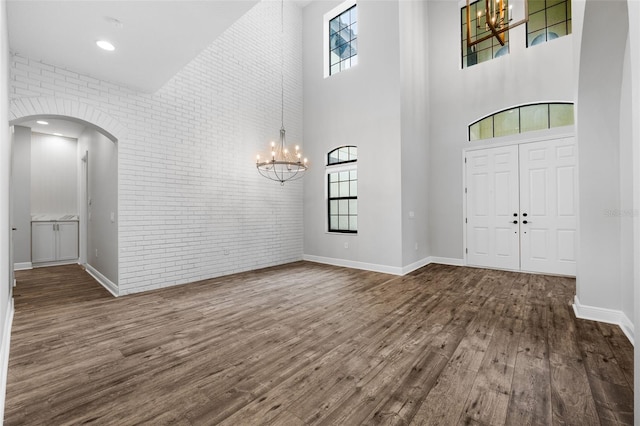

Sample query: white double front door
[465,138,577,276]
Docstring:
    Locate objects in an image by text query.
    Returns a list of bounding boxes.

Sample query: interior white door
[466,145,520,270]
[519,138,577,275]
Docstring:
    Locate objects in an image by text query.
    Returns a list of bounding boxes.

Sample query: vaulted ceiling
[7,1,260,93]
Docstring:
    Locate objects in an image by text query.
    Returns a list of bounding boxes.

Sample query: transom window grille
[328,145,357,165]
[461,0,510,68]
[469,102,574,141]
[329,5,358,76]
[327,146,357,233]
[527,0,572,47]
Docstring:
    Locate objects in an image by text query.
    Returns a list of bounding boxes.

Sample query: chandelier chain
[280,0,284,130]
[255,0,308,185]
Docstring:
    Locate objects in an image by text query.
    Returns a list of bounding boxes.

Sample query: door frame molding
[462,130,576,270]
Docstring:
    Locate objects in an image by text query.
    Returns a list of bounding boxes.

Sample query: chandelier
[466,0,528,47]
[256,0,308,185]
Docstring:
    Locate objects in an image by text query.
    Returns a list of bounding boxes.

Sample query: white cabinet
[32,221,78,264]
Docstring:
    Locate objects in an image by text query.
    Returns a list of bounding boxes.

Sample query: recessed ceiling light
[53,133,63,137]
[96,40,115,51]
[36,120,48,125]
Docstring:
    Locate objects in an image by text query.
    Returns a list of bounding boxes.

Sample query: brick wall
[9,1,304,295]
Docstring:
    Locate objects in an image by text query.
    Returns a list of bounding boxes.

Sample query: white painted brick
[9,1,304,294]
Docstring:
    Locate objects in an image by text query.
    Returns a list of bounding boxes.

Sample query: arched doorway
[9,99,123,296]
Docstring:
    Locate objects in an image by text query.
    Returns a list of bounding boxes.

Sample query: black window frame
[327,145,357,234]
[327,145,358,166]
[329,4,358,76]
[461,0,511,69]
[468,102,574,141]
[526,0,572,47]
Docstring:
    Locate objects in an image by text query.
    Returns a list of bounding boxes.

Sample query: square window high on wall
[325,1,358,77]
[461,0,510,68]
[527,0,572,47]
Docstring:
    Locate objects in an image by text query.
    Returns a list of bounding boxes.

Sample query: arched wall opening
[9,98,122,296]
[574,0,634,339]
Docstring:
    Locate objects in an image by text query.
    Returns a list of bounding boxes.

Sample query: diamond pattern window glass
[329,5,358,76]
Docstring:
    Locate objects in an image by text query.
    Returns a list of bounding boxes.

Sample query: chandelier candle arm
[466,0,528,48]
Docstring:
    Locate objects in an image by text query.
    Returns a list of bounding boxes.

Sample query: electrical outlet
[95,248,98,257]
[415,243,419,251]
[344,242,349,249]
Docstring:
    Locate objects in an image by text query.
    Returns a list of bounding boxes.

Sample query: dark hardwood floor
[4,262,634,425]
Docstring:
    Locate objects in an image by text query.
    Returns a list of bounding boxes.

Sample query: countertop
[31,214,79,222]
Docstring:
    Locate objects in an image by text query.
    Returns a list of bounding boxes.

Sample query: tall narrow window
[527,0,572,46]
[329,4,358,76]
[327,146,357,233]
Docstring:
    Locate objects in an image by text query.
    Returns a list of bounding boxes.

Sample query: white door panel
[466,145,520,270]
[519,138,577,275]
[465,137,577,276]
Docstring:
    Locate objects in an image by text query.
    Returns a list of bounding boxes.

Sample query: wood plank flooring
[4,262,634,425]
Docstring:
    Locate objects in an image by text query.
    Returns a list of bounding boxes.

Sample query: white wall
[400,1,430,268]
[619,36,634,326]
[78,127,118,285]
[0,0,13,416]
[575,0,628,314]
[426,0,574,260]
[302,0,403,271]
[9,1,304,294]
[10,125,30,264]
[30,133,78,216]
[628,0,640,415]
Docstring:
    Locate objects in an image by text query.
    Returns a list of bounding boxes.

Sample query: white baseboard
[302,254,403,275]
[13,262,32,271]
[401,257,432,275]
[32,259,78,268]
[302,255,466,276]
[573,296,634,345]
[0,298,15,423]
[84,264,118,297]
[429,257,465,267]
